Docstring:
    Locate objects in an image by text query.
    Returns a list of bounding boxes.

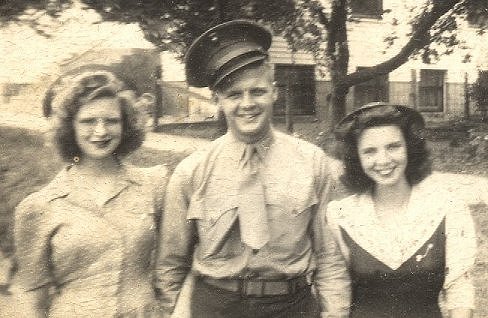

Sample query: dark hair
[48,70,144,162]
[339,107,432,193]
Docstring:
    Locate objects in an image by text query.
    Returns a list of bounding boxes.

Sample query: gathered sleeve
[14,194,55,292]
[444,198,477,310]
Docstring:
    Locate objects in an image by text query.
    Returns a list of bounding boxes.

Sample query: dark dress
[341,219,446,318]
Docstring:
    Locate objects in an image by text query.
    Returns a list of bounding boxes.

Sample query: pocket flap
[266,187,318,216]
[187,192,238,224]
[187,195,205,220]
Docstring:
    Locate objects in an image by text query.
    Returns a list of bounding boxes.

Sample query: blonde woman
[14,69,167,317]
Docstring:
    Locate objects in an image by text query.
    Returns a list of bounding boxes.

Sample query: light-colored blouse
[327,173,477,310]
[13,164,168,317]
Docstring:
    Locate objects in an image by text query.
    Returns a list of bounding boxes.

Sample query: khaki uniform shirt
[156,130,350,317]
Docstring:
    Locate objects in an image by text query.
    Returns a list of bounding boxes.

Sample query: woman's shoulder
[15,168,71,225]
[327,193,362,221]
[124,164,169,192]
[17,167,71,208]
[414,174,469,209]
[124,164,168,181]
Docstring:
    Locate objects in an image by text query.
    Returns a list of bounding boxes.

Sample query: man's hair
[340,115,432,193]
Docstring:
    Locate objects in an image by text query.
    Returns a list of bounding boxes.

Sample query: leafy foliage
[0,0,72,36]
[78,0,296,57]
[471,71,488,121]
[2,0,488,125]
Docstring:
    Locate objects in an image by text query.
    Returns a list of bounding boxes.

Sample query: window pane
[354,67,389,107]
[351,0,383,17]
[274,65,316,116]
[418,69,444,112]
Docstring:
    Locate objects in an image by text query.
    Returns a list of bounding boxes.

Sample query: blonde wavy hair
[43,68,146,162]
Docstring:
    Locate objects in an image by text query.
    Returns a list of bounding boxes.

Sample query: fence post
[464,72,470,119]
[285,83,294,134]
[153,65,163,132]
[410,69,417,108]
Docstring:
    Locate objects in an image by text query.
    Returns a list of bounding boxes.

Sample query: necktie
[238,145,270,250]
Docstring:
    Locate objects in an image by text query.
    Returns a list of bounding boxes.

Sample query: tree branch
[343,0,461,88]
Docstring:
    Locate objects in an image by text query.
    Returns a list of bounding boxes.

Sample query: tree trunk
[324,0,349,128]
[329,86,348,128]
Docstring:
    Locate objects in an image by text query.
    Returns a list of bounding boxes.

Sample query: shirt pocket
[266,188,318,219]
[187,192,238,227]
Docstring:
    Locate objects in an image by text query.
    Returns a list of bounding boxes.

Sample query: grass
[0,126,486,317]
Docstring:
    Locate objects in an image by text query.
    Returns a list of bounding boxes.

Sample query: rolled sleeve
[155,160,196,315]
[312,151,351,317]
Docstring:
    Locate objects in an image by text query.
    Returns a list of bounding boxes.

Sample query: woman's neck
[73,156,122,177]
[372,178,412,220]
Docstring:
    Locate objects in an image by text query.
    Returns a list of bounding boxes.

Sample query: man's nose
[240,92,254,108]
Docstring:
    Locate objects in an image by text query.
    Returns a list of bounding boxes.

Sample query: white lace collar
[332,178,447,270]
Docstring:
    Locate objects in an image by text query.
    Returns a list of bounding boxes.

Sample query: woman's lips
[91,140,111,148]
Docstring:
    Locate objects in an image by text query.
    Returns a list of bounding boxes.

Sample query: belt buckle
[241,279,264,297]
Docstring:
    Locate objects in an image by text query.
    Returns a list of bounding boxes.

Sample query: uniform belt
[199,276,310,297]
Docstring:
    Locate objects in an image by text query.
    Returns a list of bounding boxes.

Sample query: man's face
[215,64,277,143]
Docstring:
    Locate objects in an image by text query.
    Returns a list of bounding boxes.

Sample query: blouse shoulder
[125,164,169,188]
[15,191,48,227]
[326,194,360,224]
[125,164,169,214]
[14,169,68,224]
[414,174,470,216]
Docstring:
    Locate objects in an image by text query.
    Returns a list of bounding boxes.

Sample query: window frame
[353,66,389,108]
[273,64,316,116]
[350,0,383,19]
[418,69,445,113]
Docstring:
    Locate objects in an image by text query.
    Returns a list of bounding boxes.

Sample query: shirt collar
[225,129,275,161]
[42,164,141,203]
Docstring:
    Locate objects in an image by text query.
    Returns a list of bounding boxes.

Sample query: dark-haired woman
[327,103,476,318]
[13,69,167,317]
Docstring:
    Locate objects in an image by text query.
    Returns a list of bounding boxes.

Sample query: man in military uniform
[156,20,350,318]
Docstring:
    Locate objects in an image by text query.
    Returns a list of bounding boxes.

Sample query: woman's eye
[251,88,267,96]
[361,148,376,155]
[78,118,96,124]
[105,118,121,125]
[226,92,241,99]
[387,143,402,150]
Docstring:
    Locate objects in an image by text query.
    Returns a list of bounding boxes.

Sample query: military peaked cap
[185,20,272,89]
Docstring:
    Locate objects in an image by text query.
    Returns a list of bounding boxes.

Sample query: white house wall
[159,1,488,120]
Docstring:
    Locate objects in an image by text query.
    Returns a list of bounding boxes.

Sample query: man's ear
[272,82,278,102]
[211,91,220,106]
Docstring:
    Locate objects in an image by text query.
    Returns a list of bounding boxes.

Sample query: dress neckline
[336,181,446,270]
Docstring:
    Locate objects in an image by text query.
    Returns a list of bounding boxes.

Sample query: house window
[353,67,389,108]
[418,69,445,112]
[351,0,383,18]
[274,64,316,116]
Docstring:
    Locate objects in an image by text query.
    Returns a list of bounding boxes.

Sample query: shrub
[470,70,488,122]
